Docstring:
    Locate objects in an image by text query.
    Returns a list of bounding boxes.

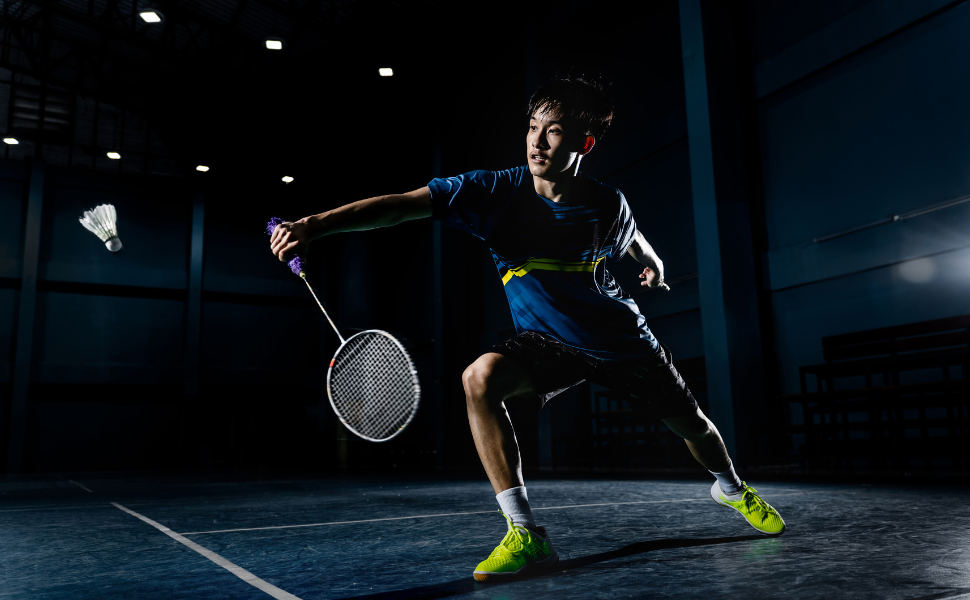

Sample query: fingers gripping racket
[267,218,421,442]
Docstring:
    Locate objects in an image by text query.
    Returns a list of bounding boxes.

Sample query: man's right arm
[270,186,432,261]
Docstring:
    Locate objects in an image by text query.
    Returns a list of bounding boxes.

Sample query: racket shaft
[301,273,345,344]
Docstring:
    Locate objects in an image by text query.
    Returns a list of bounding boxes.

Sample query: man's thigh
[586,344,698,419]
[487,332,591,407]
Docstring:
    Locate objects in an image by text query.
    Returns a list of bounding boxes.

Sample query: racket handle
[266,216,306,276]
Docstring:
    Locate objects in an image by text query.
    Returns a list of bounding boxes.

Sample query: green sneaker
[473,512,559,582]
[711,481,786,536]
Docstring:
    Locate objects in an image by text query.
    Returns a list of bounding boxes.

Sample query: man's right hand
[270,218,312,262]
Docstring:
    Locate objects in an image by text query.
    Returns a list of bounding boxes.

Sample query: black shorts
[489,331,698,419]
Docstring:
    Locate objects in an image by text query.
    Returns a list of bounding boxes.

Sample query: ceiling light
[281,176,294,183]
[3,137,18,145]
[139,10,162,23]
[196,165,209,172]
[265,38,284,50]
[107,152,121,159]
[379,68,394,77]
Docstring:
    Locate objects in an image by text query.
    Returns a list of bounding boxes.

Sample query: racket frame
[325,329,421,443]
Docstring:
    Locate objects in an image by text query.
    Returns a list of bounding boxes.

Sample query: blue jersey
[428,166,660,359]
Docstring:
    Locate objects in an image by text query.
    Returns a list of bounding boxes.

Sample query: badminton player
[270,74,786,581]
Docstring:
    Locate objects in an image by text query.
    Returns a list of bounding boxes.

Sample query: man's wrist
[303,214,326,240]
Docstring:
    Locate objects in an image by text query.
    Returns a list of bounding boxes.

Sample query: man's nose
[531,132,547,148]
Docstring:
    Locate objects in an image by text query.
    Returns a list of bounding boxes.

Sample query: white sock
[495,486,537,530]
[710,462,744,496]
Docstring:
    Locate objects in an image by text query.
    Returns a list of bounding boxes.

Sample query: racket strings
[330,332,419,441]
[335,338,414,435]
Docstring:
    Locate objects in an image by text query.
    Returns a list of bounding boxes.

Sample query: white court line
[0,502,152,513]
[112,502,302,600]
[533,489,845,512]
[181,510,498,535]
[180,490,843,536]
[68,480,93,493]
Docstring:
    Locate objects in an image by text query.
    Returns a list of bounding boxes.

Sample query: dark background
[2,0,969,478]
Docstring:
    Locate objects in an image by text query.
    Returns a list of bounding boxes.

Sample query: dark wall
[0,160,28,469]
[751,4,970,364]
[747,0,970,458]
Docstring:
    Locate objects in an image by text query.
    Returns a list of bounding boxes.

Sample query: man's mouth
[531,153,548,163]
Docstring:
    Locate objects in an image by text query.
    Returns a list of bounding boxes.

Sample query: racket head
[326,329,421,442]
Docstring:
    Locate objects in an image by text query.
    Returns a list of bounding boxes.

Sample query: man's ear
[580,135,595,155]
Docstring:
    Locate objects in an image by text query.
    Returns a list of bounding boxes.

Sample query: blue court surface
[2,471,968,599]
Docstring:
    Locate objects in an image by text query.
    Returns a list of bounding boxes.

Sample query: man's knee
[462,359,491,401]
[664,408,715,442]
[462,353,531,407]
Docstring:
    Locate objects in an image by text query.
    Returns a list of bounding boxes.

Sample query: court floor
[1,470,968,599]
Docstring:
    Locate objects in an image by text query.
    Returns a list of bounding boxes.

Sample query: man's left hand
[638,267,670,291]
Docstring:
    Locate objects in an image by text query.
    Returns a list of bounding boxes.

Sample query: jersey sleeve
[608,190,637,260]
[427,169,517,240]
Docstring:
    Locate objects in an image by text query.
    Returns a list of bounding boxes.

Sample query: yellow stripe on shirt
[501,256,606,285]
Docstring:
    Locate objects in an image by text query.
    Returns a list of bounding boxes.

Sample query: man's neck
[533,165,580,203]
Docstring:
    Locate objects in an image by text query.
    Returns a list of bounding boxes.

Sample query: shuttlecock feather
[79,204,122,252]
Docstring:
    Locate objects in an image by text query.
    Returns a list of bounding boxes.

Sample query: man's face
[526,108,588,179]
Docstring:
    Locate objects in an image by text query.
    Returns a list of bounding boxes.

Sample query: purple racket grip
[287,255,305,276]
[266,216,285,236]
[266,216,305,276]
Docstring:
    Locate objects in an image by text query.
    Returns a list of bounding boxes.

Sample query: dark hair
[526,73,614,141]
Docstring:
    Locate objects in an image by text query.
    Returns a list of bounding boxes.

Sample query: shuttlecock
[79,204,122,252]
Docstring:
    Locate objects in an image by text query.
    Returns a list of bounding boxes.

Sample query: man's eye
[530,125,537,131]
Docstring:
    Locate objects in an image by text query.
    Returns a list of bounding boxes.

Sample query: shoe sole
[710,485,786,537]
[473,552,559,582]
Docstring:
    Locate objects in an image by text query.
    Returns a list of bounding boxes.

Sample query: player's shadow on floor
[338,534,764,600]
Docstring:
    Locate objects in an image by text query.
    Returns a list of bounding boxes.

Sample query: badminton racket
[267,217,421,442]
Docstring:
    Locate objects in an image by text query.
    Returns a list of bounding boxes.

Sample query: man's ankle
[710,462,743,495]
[496,486,537,529]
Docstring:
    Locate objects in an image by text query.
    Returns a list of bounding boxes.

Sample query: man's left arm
[625,229,670,291]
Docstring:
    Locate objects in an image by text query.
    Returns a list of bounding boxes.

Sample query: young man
[270,75,786,582]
